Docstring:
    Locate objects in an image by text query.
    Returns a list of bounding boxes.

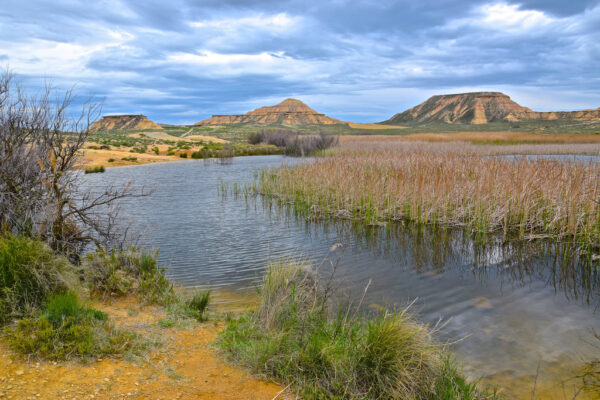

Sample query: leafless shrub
[248,129,339,156]
[0,70,140,257]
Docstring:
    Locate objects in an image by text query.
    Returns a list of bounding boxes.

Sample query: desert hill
[195,98,343,126]
[383,92,600,125]
[90,115,163,132]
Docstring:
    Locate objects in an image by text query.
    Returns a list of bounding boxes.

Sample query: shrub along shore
[0,235,209,361]
[0,234,495,399]
[253,144,600,250]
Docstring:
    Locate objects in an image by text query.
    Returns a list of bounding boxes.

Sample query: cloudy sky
[1,1,599,124]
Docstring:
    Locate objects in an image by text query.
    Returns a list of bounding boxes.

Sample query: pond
[80,156,600,398]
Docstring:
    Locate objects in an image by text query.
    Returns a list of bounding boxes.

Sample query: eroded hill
[383,92,600,125]
[90,115,163,132]
[195,98,344,126]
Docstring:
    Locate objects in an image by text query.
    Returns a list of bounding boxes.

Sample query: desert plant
[179,152,188,158]
[107,158,115,162]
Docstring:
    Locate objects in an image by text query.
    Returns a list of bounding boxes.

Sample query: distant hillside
[90,115,162,132]
[195,98,344,126]
[382,92,600,125]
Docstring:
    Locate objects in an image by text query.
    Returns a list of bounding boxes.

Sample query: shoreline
[0,294,288,400]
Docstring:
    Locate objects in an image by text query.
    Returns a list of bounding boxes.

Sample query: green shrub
[84,165,105,174]
[0,235,76,325]
[44,292,107,326]
[179,153,188,158]
[4,292,141,361]
[107,158,115,162]
[83,248,175,306]
[167,150,175,156]
[218,262,488,399]
[121,156,137,162]
[152,147,159,155]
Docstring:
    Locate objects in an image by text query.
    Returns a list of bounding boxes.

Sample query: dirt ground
[0,296,290,400]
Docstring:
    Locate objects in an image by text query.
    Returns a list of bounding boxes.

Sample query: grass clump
[218,262,486,399]
[185,291,210,321]
[121,156,137,162]
[4,292,143,361]
[0,235,76,325]
[84,165,105,174]
[83,248,175,306]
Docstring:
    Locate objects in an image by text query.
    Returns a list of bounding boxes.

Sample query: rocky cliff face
[383,92,600,125]
[90,115,162,132]
[195,99,343,126]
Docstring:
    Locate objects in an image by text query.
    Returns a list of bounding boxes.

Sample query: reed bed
[340,136,600,156]
[255,143,600,247]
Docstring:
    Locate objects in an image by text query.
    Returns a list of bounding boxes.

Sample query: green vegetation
[84,165,105,174]
[0,235,75,325]
[218,262,491,399]
[4,291,144,361]
[184,291,211,322]
[83,248,175,306]
[107,158,115,162]
[0,234,204,362]
[121,156,138,162]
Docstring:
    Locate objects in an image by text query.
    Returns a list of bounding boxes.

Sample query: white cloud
[190,13,301,33]
[449,2,555,33]
[166,50,320,79]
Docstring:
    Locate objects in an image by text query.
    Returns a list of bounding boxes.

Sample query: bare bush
[0,70,137,256]
[248,129,339,156]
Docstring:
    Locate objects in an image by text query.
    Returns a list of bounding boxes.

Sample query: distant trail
[181,127,194,138]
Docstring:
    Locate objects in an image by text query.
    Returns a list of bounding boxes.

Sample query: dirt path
[0,298,290,400]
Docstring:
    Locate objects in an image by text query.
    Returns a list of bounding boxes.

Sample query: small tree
[0,70,137,257]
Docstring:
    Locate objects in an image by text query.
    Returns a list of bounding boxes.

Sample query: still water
[81,156,600,398]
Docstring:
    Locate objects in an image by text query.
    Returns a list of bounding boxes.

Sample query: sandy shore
[0,295,289,400]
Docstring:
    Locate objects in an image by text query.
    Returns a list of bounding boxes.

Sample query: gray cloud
[1,0,599,124]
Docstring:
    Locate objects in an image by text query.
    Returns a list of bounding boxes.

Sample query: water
[80,156,600,398]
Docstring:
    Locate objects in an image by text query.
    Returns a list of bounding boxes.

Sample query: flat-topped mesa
[90,114,163,132]
[195,98,343,126]
[382,92,600,125]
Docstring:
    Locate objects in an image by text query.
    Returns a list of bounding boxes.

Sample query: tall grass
[218,262,489,399]
[255,144,600,248]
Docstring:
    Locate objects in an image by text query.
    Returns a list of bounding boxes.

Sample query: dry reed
[256,143,600,247]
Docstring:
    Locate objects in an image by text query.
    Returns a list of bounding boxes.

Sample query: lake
[80,156,600,398]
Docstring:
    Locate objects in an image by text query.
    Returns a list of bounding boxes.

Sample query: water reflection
[79,156,600,398]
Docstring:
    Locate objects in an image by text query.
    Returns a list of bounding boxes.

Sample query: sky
[1,0,599,124]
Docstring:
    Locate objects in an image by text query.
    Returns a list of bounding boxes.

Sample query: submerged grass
[254,143,600,248]
[218,262,492,399]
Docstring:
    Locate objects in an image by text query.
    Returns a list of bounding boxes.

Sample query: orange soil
[0,296,289,400]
